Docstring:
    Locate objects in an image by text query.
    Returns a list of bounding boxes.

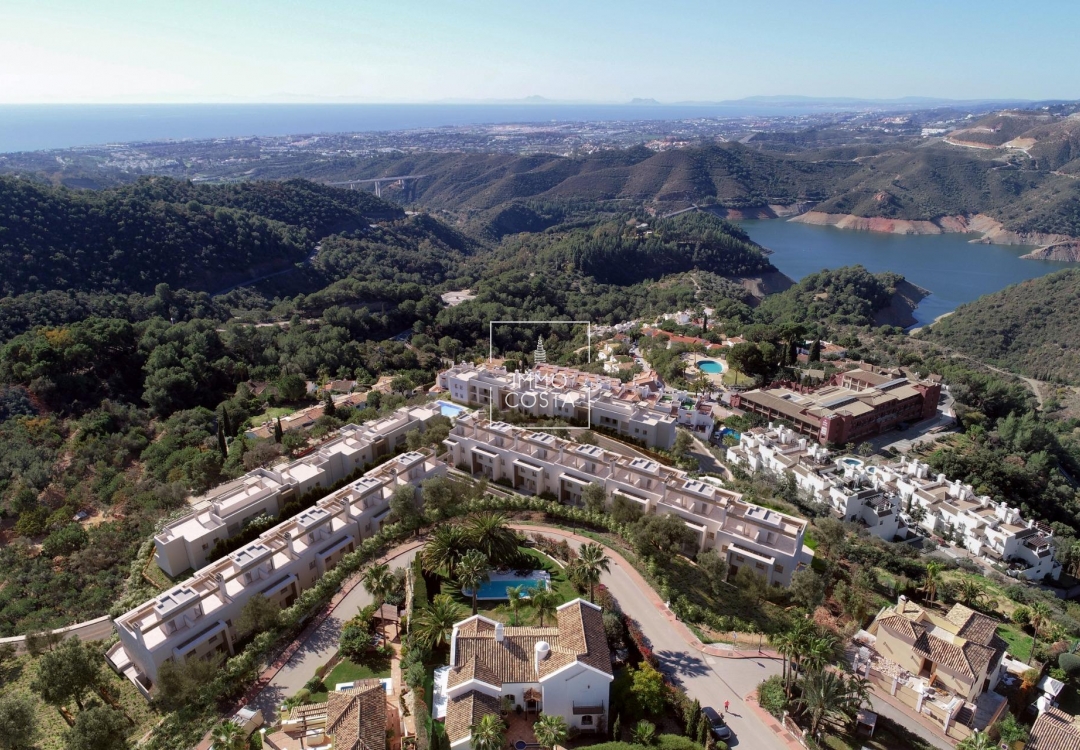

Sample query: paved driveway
[523,527,787,750]
[252,547,420,722]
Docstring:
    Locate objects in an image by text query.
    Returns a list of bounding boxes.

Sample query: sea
[0,102,813,154]
[738,219,1070,328]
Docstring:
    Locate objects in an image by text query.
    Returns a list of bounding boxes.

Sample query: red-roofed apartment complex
[731,368,941,446]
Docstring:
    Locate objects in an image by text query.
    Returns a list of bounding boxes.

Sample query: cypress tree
[274,417,283,444]
[809,339,821,362]
[217,421,228,459]
[612,714,621,741]
[324,391,336,417]
[696,712,710,746]
[221,407,232,437]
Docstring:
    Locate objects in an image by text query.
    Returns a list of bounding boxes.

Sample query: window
[775,565,784,574]
[202,543,209,550]
[309,561,317,570]
[208,635,218,644]
[581,716,593,726]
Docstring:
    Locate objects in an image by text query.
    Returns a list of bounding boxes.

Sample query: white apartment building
[437,363,716,450]
[727,425,1061,580]
[107,450,445,697]
[445,414,812,585]
[154,405,442,577]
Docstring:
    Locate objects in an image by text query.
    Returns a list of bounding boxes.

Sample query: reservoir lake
[738,219,1071,328]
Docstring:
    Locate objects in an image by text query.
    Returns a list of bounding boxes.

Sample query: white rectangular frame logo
[488,320,593,431]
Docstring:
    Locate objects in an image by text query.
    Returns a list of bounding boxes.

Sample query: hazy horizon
[3,0,1079,104]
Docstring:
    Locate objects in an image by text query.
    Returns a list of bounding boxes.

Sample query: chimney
[215,572,229,601]
[534,641,550,673]
[495,623,505,643]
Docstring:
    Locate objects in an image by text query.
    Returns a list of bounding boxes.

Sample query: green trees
[422,524,471,578]
[362,562,395,639]
[922,561,944,605]
[794,670,868,738]
[235,593,281,640]
[0,693,38,750]
[956,731,996,750]
[31,637,101,711]
[208,720,247,750]
[421,476,458,521]
[506,585,526,626]
[696,549,729,597]
[533,713,569,750]
[630,720,657,745]
[470,713,506,750]
[630,662,667,716]
[789,569,826,612]
[154,654,222,712]
[389,485,423,532]
[576,542,611,603]
[65,707,131,750]
[413,594,464,651]
[531,587,559,627]
[582,482,608,515]
[631,514,695,559]
[456,550,490,616]
[466,512,518,565]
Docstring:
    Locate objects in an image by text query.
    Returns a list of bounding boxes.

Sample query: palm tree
[922,561,944,605]
[785,618,817,697]
[802,634,839,676]
[423,524,470,578]
[467,511,518,565]
[1029,601,1053,665]
[957,730,996,750]
[363,562,394,642]
[772,628,798,691]
[630,720,657,746]
[531,586,558,627]
[533,713,569,750]
[507,585,526,626]
[577,542,611,603]
[457,549,490,616]
[413,594,465,650]
[795,670,864,738]
[471,713,506,750]
[210,720,246,750]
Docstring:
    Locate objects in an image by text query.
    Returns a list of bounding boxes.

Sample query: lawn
[440,546,581,627]
[246,406,295,428]
[996,624,1034,663]
[0,651,160,750]
[308,654,392,703]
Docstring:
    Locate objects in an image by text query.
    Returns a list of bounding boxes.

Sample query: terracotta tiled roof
[947,604,998,646]
[1030,707,1080,750]
[444,690,501,744]
[912,630,974,678]
[448,656,504,688]
[327,679,386,750]
[877,614,920,644]
[285,702,328,722]
[451,601,612,685]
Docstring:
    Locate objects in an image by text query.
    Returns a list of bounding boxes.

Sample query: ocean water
[738,219,1070,327]
[0,102,811,154]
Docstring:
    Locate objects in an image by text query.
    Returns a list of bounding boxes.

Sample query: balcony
[572,700,606,715]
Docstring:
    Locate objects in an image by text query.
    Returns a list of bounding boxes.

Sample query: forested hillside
[926,269,1080,384]
[0,176,403,296]
[755,265,910,327]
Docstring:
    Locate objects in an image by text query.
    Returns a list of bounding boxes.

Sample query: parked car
[703,706,731,740]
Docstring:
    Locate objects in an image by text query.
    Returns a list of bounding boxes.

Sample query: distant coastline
[0,102,847,154]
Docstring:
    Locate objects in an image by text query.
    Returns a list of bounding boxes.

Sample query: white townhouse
[107,450,445,697]
[445,414,813,586]
[154,404,442,576]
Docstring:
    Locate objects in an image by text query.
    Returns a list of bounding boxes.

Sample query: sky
[1,0,1079,104]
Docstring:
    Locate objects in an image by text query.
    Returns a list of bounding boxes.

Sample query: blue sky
[1,0,1077,103]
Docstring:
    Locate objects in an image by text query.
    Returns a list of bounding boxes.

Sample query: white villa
[446,414,812,585]
[107,449,445,697]
[154,404,443,577]
[727,424,1062,580]
[433,599,613,750]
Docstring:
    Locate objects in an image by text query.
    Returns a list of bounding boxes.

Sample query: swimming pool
[697,360,723,374]
[842,457,863,467]
[463,570,551,600]
[435,400,467,418]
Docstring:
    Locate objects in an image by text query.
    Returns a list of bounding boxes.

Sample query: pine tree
[274,417,283,444]
[217,420,228,459]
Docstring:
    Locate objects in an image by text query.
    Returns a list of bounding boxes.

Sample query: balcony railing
[572,700,605,715]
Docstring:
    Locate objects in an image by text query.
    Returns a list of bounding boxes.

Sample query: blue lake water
[0,102,825,154]
[737,219,1071,327]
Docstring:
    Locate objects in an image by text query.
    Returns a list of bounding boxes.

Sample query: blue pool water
[698,360,723,374]
[435,400,466,418]
[465,571,550,600]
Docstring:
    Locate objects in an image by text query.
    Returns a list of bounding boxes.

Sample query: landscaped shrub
[757,675,787,718]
